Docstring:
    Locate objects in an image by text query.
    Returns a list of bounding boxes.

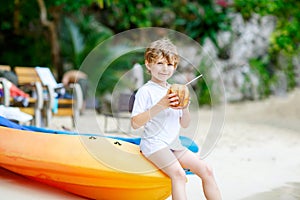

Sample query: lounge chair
[0,65,43,126]
[103,92,134,133]
[15,66,83,127]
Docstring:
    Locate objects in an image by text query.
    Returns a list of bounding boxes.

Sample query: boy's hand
[157,92,179,109]
[168,84,190,109]
[168,92,181,107]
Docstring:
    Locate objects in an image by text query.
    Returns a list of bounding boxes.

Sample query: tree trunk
[36,0,63,80]
[13,0,20,35]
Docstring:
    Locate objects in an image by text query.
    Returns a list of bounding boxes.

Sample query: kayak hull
[0,126,171,199]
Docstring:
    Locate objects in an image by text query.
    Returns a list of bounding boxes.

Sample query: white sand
[1,89,300,199]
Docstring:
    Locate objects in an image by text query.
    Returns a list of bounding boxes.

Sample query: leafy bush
[234,0,299,97]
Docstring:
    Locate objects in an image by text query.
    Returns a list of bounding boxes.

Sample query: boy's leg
[147,148,187,200]
[173,150,222,200]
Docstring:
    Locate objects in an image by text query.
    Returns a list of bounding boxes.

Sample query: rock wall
[199,13,278,102]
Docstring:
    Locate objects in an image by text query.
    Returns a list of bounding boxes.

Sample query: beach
[1,89,300,200]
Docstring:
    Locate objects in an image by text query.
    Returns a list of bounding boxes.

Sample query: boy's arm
[180,107,191,128]
[131,92,179,129]
[131,103,164,129]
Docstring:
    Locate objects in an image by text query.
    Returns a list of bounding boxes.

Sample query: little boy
[131,38,222,200]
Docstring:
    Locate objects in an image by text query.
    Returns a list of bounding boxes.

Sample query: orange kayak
[0,126,171,199]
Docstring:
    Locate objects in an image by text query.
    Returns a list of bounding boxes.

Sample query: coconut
[169,84,190,107]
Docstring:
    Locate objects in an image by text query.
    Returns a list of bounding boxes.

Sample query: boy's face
[146,57,176,84]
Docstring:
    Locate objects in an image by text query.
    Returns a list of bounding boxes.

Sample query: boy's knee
[205,164,213,176]
[202,163,214,179]
[196,163,214,179]
[170,169,186,181]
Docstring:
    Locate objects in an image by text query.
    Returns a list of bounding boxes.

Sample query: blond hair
[145,38,179,68]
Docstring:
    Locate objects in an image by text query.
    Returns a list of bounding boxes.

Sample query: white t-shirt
[131,81,184,157]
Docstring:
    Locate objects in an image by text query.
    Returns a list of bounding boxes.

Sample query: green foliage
[94,0,231,102]
[0,0,231,101]
[98,0,231,47]
[249,57,272,97]
[50,0,96,12]
[285,61,297,89]
[59,15,113,69]
[173,1,231,47]
[279,53,297,90]
[0,1,51,67]
[194,60,213,106]
[97,0,154,30]
[196,79,212,106]
[97,50,144,95]
[270,18,300,54]
[234,0,300,55]
[234,0,299,98]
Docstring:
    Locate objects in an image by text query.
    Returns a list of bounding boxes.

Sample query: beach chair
[0,65,11,71]
[15,66,83,127]
[0,65,43,126]
[103,92,134,133]
[0,65,11,106]
[0,78,11,106]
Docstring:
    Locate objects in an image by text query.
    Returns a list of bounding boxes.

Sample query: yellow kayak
[0,126,171,199]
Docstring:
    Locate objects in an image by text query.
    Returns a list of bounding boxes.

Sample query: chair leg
[104,116,108,133]
[127,120,132,134]
[45,108,52,127]
[34,109,41,127]
[117,117,121,133]
[72,109,79,127]
[104,115,115,133]
[34,81,43,127]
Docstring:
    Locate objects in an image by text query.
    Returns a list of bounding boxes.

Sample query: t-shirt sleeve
[131,87,150,117]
